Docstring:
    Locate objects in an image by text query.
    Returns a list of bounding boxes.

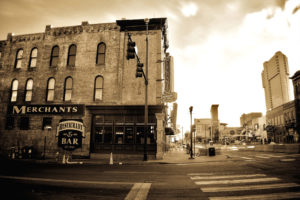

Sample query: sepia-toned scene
[0,0,300,199]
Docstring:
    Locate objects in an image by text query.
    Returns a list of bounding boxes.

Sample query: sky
[0,0,299,132]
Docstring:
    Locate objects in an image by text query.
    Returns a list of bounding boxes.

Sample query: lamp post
[189,106,194,159]
[143,18,149,161]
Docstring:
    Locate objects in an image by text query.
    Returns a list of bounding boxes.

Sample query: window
[94,76,103,100]
[115,127,124,144]
[5,117,14,130]
[125,127,134,144]
[15,49,23,69]
[42,117,52,130]
[19,117,29,130]
[46,78,55,101]
[25,79,33,102]
[95,127,104,144]
[103,126,113,144]
[50,46,59,67]
[64,77,73,101]
[96,43,106,65]
[11,79,18,102]
[67,44,76,66]
[29,48,38,68]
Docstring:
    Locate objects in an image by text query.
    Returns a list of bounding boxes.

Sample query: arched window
[25,79,33,102]
[96,43,106,65]
[15,49,23,68]
[29,48,38,68]
[64,77,73,101]
[46,78,55,102]
[67,44,76,66]
[11,79,18,102]
[50,46,59,67]
[94,76,103,101]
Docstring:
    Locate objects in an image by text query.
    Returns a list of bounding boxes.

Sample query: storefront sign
[8,104,84,115]
[57,120,85,151]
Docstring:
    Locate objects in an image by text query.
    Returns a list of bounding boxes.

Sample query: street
[1,146,300,200]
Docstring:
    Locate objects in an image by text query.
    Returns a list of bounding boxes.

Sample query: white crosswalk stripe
[188,173,300,200]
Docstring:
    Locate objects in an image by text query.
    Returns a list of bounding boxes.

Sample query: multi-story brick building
[0,18,176,160]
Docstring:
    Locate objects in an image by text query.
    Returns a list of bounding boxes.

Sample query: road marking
[208,192,300,200]
[195,177,280,185]
[241,157,253,160]
[280,158,296,162]
[190,174,266,180]
[261,154,285,158]
[125,183,151,200]
[201,183,300,192]
[104,171,161,174]
[187,173,214,176]
[255,155,270,159]
[0,175,133,185]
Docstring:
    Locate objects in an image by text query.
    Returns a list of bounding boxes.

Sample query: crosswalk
[237,153,300,162]
[188,173,300,199]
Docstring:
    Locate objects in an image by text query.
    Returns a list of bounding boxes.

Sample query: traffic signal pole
[143,18,149,161]
[126,19,149,161]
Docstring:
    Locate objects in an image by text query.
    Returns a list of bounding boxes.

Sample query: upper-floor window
[67,44,76,66]
[46,78,55,102]
[50,45,59,67]
[94,76,103,101]
[64,77,73,101]
[29,48,38,68]
[96,43,106,65]
[11,79,19,102]
[25,79,33,102]
[15,49,23,69]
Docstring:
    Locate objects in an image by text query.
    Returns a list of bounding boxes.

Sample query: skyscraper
[262,51,291,111]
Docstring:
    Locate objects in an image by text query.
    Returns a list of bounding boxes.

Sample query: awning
[165,127,175,135]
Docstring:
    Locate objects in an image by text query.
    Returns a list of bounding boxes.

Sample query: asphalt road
[1,148,300,200]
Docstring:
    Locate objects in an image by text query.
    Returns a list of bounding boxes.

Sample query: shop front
[88,105,164,156]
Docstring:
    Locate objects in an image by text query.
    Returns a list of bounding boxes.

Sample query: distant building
[262,51,291,111]
[194,118,212,143]
[210,104,220,141]
[240,113,263,140]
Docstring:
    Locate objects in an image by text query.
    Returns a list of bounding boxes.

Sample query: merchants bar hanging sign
[7,104,84,115]
[57,120,85,151]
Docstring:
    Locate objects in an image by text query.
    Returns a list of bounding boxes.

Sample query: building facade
[291,70,300,137]
[210,104,220,141]
[194,118,212,143]
[0,18,176,159]
[262,51,291,111]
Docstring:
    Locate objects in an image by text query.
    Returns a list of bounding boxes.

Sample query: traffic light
[136,63,143,78]
[126,41,136,60]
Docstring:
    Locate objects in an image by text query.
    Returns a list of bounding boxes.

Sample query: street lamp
[189,106,194,159]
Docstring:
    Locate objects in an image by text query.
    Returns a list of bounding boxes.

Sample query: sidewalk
[147,148,230,164]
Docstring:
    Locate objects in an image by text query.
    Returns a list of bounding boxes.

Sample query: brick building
[0,18,176,160]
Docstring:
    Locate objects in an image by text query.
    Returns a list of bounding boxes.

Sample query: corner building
[0,18,176,159]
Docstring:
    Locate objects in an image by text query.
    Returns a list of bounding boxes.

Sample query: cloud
[180,2,198,17]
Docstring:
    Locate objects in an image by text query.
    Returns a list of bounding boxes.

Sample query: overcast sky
[1,0,299,131]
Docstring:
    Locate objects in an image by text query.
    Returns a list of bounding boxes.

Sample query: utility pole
[189,106,194,159]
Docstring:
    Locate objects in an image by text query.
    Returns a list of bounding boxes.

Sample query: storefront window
[115,127,124,144]
[95,127,104,144]
[104,126,112,144]
[136,127,144,144]
[125,127,134,144]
